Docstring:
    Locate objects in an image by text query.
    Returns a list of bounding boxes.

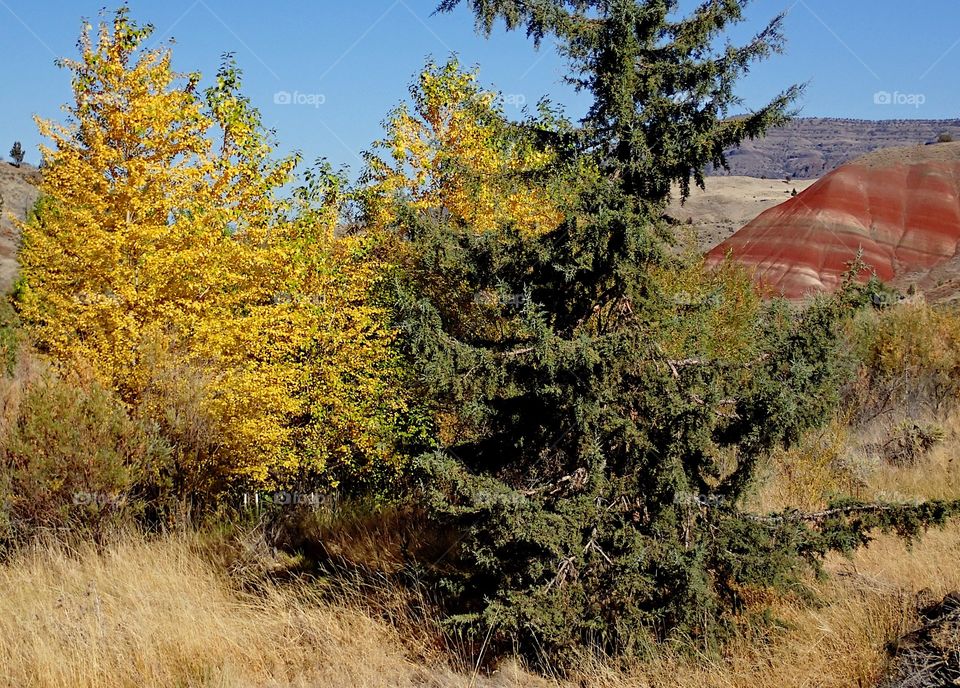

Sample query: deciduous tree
[17,9,406,495]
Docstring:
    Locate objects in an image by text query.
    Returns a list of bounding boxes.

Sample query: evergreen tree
[9,141,24,167]
[378,0,960,665]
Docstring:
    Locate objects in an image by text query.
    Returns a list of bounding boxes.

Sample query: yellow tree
[17,9,406,493]
[364,58,563,237]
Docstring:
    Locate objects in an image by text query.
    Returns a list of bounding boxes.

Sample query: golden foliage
[856,302,960,392]
[364,58,563,237]
[17,10,404,490]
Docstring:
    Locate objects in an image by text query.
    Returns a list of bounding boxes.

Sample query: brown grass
[584,525,960,688]
[3,524,958,688]
[0,535,427,688]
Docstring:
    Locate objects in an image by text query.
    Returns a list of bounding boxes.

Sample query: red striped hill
[706,143,960,300]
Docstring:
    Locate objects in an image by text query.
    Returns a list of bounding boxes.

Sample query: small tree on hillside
[9,141,24,167]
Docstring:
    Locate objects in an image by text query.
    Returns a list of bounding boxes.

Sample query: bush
[881,421,945,467]
[0,367,172,547]
[847,302,960,421]
[761,416,855,511]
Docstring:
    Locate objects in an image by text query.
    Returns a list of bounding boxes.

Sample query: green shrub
[388,0,875,666]
[0,369,172,547]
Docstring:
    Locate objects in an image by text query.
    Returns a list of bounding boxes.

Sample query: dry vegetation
[0,535,427,688]
[1,513,958,687]
[4,300,960,688]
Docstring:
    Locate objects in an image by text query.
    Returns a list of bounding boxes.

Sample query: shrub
[847,302,960,421]
[882,421,945,467]
[0,367,172,547]
[761,416,855,511]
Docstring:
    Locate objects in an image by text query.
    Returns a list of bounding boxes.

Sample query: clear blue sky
[2,1,959,174]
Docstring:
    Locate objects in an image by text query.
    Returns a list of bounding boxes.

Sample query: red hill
[706,143,960,300]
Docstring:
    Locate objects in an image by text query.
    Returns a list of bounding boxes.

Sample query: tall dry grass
[3,525,958,688]
[0,535,429,688]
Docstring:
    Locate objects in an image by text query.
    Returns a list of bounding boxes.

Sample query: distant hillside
[0,162,39,290]
[711,118,960,180]
[667,176,815,251]
[708,141,960,302]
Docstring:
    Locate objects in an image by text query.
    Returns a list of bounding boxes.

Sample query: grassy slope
[2,418,960,687]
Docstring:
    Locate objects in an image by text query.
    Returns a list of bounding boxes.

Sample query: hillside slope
[668,176,816,251]
[707,142,960,300]
[712,118,960,179]
[0,162,39,290]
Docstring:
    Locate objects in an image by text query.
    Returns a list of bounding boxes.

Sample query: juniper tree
[380,0,960,666]
[9,141,23,167]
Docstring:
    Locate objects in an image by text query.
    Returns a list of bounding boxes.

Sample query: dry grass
[4,524,957,688]
[582,526,960,688]
[0,532,569,688]
[0,535,429,688]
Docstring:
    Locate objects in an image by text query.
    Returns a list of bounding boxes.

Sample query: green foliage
[0,299,22,376]
[8,141,23,167]
[0,369,173,548]
[376,0,960,668]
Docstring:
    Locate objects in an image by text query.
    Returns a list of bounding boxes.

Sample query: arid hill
[707,141,960,301]
[711,118,960,180]
[668,176,816,251]
[0,162,39,290]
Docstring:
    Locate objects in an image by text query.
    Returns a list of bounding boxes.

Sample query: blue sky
[1,1,959,174]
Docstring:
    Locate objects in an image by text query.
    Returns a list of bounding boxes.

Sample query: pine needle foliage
[375,0,960,666]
